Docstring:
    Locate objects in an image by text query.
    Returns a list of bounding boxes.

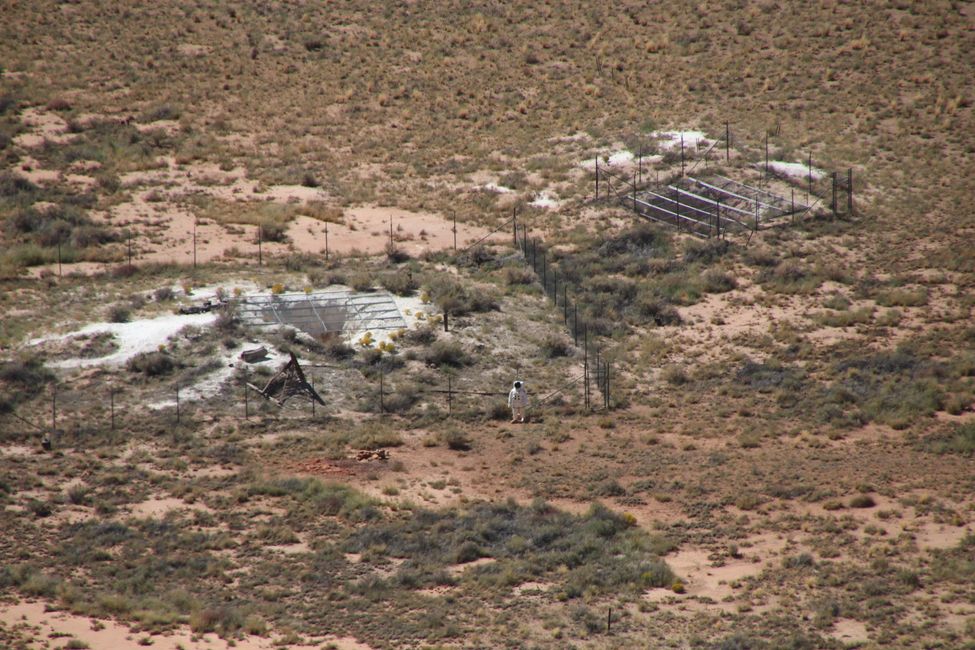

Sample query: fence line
[593,123,857,238]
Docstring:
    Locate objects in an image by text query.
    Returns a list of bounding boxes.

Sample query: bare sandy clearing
[128,496,214,518]
[13,107,76,148]
[0,601,368,650]
[827,618,870,645]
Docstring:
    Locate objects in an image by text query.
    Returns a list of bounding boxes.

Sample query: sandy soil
[0,601,373,650]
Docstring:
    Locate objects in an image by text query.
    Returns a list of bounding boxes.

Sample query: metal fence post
[725,122,730,162]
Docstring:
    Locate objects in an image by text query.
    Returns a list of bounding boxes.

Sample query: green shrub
[926,422,975,455]
[441,428,472,451]
[701,268,737,293]
[502,266,534,286]
[384,242,411,264]
[257,221,288,243]
[662,365,689,385]
[404,325,437,346]
[126,351,176,377]
[383,383,420,413]
[380,270,418,296]
[67,485,90,506]
[423,340,469,367]
[876,287,928,307]
[425,276,498,316]
[634,296,682,326]
[107,304,131,323]
[539,334,573,358]
[26,498,53,518]
[849,494,876,508]
[139,104,180,122]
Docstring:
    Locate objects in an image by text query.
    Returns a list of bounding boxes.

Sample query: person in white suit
[508,380,528,423]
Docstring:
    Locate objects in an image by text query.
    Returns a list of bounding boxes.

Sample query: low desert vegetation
[1,0,974,647]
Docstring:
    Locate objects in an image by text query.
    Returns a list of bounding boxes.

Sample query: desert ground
[1,1,974,649]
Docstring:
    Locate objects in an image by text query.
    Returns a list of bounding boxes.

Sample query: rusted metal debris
[355,449,389,461]
[247,351,325,406]
[239,346,269,363]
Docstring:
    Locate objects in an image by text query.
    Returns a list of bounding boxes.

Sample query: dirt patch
[128,496,213,519]
[0,601,363,650]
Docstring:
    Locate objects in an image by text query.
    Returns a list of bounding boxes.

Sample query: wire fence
[592,123,856,240]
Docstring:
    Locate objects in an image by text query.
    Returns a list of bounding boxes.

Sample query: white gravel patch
[31,312,219,368]
[653,130,713,151]
[147,341,287,409]
[481,182,513,194]
[767,160,825,181]
[530,192,560,209]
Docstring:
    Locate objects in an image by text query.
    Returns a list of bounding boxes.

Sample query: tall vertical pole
[755,199,760,232]
[324,221,329,261]
[680,133,685,177]
[511,209,517,247]
[389,216,394,247]
[258,225,263,266]
[110,387,115,431]
[595,158,599,199]
[453,211,458,251]
[725,121,730,162]
[563,286,568,322]
[193,220,197,269]
[447,375,452,417]
[51,385,56,432]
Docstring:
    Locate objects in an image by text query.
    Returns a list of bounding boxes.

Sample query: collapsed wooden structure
[247,352,325,407]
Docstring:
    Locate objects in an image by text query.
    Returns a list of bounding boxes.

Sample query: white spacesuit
[508,380,528,423]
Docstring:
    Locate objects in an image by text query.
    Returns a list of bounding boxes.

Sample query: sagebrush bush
[423,340,469,367]
[425,276,498,316]
[126,351,175,377]
[257,221,288,243]
[380,270,417,296]
[539,334,573,358]
[107,304,130,323]
[702,268,737,293]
